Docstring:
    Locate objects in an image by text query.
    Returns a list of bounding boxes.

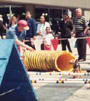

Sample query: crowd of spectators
[0,8,90,62]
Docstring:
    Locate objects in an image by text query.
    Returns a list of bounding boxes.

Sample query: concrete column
[25,5,35,18]
[84,10,90,21]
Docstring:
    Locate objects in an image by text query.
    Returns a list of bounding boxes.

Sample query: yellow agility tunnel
[23,51,75,72]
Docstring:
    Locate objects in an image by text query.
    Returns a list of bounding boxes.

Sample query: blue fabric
[6,25,26,41]
[0,39,37,101]
[0,40,14,86]
[26,18,37,39]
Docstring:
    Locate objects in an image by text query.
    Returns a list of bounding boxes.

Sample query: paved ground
[2,36,90,101]
[31,38,90,101]
[31,74,90,101]
[35,84,85,101]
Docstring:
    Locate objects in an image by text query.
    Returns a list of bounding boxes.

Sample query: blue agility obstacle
[0,39,38,101]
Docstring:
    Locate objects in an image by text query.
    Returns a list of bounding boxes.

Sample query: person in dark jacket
[59,11,73,52]
[25,11,37,49]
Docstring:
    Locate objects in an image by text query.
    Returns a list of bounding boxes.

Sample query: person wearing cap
[6,20,34,51]
[59,10,73,52]
[25,11,37,49]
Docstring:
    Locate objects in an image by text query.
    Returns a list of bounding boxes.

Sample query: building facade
[0,0,90,22]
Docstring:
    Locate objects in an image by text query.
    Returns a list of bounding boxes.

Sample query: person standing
[59,11,73,52]
[43,27,54,50]
[25,11,37,49]
[37,16,51,39]
[7,16,17,29]
[74,8,87,62]
[37,16,51,50]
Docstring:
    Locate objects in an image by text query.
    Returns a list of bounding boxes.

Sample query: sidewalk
[32,38,90,101]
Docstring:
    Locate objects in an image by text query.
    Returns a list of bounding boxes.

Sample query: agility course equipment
[0,40,38,101]
[28,71,90,84]
[23,50,75,72]
[28,72,90,76]
[31,80,90,84]
[30,78,90,81]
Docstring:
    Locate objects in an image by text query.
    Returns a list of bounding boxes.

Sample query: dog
[69,59,81,78]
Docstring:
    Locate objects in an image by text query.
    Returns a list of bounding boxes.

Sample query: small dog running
[69,59,81,78]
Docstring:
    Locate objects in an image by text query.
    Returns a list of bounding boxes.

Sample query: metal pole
[9,5,12,23]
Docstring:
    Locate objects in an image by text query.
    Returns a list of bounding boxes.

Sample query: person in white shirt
[37,16,51,39]
[43,27,54,50]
